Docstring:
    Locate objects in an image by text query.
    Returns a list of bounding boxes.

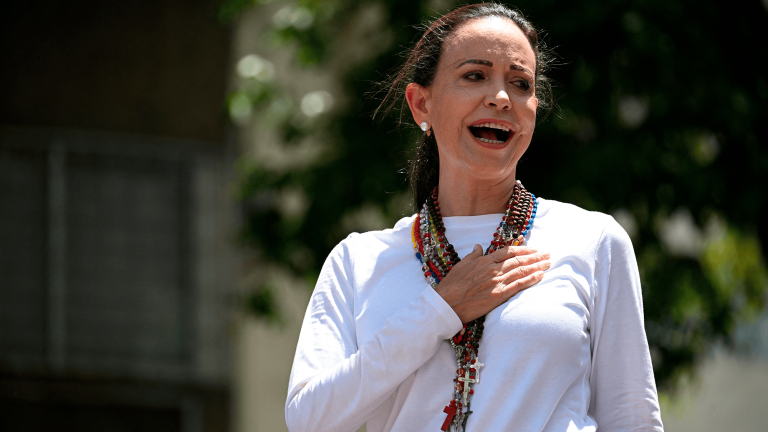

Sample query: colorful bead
[411,181,537,432]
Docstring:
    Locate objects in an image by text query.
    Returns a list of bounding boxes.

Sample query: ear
[405,83,431,125]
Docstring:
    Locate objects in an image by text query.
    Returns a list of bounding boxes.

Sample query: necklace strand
[410,180,538,431]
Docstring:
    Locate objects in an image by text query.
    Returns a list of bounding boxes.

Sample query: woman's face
[424,17,538,182]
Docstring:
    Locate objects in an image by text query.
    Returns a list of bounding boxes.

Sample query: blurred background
[1,0,767,431]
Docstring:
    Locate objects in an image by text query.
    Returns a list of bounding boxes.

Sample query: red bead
[469,389,474,394]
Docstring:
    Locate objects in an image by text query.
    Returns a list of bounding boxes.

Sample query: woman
[285,3,663,431]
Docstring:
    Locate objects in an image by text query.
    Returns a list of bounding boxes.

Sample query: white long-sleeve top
[286,198,663,432]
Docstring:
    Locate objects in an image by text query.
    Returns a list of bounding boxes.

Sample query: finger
[503,259,551,283]
[499,252,550,273]
[463,244,484,262]
[500,270,546,299]
[491,245,538,263]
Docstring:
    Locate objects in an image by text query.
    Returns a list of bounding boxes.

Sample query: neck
[436,170,518,217]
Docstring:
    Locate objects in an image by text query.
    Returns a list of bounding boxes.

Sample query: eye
[512,79,532,92]
[463,71,485,81]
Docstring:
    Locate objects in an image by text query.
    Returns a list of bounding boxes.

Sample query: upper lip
[469,118,515,132]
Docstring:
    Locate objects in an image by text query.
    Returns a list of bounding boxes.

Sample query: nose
[485,90,511,110]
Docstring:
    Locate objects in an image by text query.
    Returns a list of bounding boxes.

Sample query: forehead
[441,16,536,68]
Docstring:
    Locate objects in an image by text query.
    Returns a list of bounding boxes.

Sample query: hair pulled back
[375,3,552,209]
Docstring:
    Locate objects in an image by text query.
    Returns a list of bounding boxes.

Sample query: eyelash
[516,80,532,91]
[462,71,533,92]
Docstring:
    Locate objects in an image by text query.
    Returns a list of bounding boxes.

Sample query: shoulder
[323,214,418,277]
[538,198,617,230]
[333,214,417,255]
[536,198,633,257]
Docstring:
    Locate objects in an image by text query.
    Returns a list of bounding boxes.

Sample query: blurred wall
[0,0,228,141]
[0,1,241,431]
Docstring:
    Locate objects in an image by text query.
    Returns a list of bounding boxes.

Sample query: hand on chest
[357,264,591,357]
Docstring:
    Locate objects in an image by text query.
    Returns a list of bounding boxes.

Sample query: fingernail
[542,252,551,259]
[544,261,551,269]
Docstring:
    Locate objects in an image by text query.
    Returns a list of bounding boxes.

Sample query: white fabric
[285,198,663,432]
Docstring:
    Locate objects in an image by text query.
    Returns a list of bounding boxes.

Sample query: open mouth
[469,122,512,144]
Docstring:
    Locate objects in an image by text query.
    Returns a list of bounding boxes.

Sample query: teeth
[471,122,510,132]
[478,137,504,144]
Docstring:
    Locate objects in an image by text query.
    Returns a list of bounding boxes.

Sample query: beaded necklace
[410,180,538,432]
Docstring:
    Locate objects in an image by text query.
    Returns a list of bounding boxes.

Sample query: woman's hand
[435,245,550,323]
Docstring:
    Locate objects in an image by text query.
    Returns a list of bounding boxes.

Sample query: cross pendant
[441,401,457,431]
[470,359,484,383]
[458,369,477,402]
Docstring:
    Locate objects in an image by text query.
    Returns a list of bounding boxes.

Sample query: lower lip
[471,132,513,149]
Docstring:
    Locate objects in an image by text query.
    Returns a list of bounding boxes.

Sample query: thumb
[460,244,483,263]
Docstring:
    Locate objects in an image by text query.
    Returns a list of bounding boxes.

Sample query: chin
[460,158,517,182]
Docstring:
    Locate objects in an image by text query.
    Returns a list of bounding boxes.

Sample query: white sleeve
[588,218,664,431]
[285,240,463,432]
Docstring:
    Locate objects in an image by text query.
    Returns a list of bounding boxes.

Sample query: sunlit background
[1,0,767,431]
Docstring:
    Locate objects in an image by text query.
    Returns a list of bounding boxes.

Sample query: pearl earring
[420,122,428,132]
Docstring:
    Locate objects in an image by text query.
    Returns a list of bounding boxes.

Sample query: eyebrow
[456,59,533,76]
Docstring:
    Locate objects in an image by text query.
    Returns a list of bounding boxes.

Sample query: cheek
[433,101,463,130]
[519,98,538,124]
[433,88,475,129]
[435,110,464,143]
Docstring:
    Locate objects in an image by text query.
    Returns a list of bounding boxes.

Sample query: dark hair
[375,3,553,209]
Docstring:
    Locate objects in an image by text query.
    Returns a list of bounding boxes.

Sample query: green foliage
[702,227,768,322]
[247,282,286,327]
[224,0,768,393]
